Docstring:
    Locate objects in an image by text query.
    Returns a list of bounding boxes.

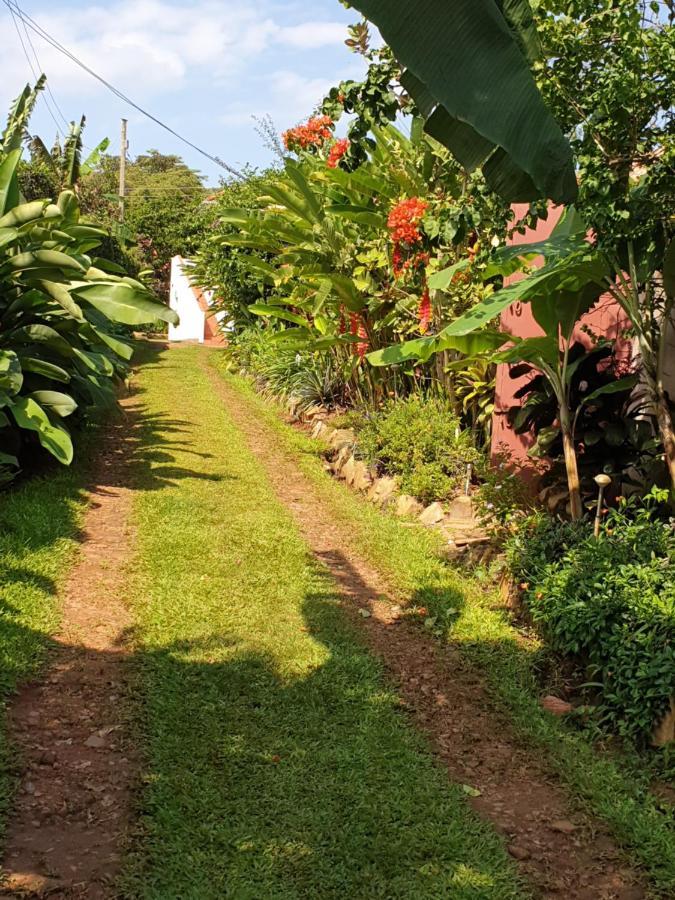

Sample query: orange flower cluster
[282,115,333,152]
[387,197,428,245]
[327,138,349,168]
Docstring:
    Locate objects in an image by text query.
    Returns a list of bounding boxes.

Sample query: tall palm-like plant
[28,117,110,191]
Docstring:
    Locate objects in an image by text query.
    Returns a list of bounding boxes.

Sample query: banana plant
[348,0,577,204]
[1,85,178,479]
[433,207,675,497]
[28,117,110,190]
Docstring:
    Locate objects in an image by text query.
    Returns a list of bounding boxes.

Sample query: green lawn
[0,458,89,839]
[218,362,675,895]
[123,344,524,899]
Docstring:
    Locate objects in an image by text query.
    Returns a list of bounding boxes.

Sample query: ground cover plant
[219,367,675,894]
[122,344,524,899]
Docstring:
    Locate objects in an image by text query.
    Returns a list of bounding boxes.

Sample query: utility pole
[118,118,128,223]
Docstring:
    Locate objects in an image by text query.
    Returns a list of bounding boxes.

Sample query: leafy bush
[357,396,479,503]
[507,492,675,744]
[0,83,177,480]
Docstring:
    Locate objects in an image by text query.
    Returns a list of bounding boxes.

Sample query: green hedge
[507,492,675,744]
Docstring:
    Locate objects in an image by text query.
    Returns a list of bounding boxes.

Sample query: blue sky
[3,0,371,185]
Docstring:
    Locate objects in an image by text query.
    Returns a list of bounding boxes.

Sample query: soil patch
[1,403,138,898]
[205,359,645,900]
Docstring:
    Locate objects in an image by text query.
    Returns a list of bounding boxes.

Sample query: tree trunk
[638,331,675,494]
[655,385,675,490]
[560,404,583,520]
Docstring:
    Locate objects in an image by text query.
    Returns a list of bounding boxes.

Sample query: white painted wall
[168,256,205,342]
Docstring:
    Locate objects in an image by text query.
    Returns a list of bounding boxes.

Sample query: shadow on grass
[0,581,521,899]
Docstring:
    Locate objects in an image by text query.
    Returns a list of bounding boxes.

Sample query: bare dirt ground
[1,405,137,898]
[204,359,646,900]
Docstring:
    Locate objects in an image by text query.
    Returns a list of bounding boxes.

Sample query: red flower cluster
[418,287,431,334]
[387,197,428,245]
[283,115,333,152]
[349,311,369,360]
[327,138,349,168]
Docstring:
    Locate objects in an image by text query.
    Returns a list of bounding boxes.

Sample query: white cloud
[219,60,365,134]
[1,1,349,106]
[274,22,348,48]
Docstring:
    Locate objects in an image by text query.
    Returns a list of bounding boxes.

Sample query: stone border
[309,418,493,564]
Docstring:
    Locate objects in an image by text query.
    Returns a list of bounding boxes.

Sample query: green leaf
[28,390,77,418]
[89,324,133,361]
[367,329,507,366]
[0,450,19,468]
[248,303,308,327]
[317,165,398,200]
[284,162,323,221]
[18,357,71,383]
[445,247,609,337]
[72,281,179,326]
[11,324,75,358]
[578,375,639,409]
[328,204,386,228]
[0,350,23,394]
[494,335,559,368]
[73,347,114,376]
[38,281,84,320]
[0,199,47,229]
[0,150,22,217]
[10,395,73,464]
[427,259,471,291]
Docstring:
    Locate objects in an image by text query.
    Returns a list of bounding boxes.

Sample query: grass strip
[219,364,675,895]
[123,345,524,899]
[0,460,90,839]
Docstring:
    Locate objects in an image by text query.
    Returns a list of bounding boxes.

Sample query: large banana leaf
[349,0,577,203]
[1,103,181,480]
[72,281,179,326]
[443,243,608,337]
[367,329,508,366]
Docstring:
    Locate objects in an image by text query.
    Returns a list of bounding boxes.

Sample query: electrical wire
[6,0,65,137]
[11,0,70,131]
[2,0,242,178]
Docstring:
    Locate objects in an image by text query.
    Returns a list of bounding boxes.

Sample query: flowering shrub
[387,198,434,334]
[417,287,431,335]
[387,197,428,245]
[283,116,334,153]
[349,311,369,360]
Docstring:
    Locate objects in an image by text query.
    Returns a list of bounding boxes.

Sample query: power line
[11,0,70,131]
[2,0,242,178]
[6,1,65,137]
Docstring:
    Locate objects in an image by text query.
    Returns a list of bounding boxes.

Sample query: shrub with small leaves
[357,396,480,504]
[506,490,675,744]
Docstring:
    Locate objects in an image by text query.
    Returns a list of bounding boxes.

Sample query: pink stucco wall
[490,205,631,472]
